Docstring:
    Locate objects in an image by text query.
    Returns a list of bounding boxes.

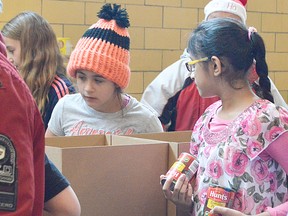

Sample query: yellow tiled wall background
[0,0,288,102]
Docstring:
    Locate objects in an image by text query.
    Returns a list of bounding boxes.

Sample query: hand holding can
[203,185,236,216]
[161,152,199,191]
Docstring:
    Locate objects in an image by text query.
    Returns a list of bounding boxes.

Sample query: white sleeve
[140,57,191,116]
[47,97,66,136]
[145,115,164,133]
[269,77,288,109]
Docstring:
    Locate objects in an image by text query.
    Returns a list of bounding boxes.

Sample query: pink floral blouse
[190,99,288,215]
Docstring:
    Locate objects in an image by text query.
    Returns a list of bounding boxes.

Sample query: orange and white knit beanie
[67,3,130,89]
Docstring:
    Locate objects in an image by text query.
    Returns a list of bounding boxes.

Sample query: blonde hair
[2,11,66,114]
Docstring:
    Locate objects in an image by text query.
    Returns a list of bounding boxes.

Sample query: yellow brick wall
[0,0,288,102]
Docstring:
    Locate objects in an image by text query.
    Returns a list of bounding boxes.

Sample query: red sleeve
[32,107,45,215]
[0,52,45,215]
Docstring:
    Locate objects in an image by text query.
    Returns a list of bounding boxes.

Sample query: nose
[83,79,95,93]
[8,57,14,64]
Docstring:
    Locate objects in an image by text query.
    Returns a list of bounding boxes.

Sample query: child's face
[193,57,216,98]
[3,37,21,69]
[76,70,120,112]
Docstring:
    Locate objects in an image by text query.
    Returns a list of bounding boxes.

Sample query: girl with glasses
[161,18,288,216]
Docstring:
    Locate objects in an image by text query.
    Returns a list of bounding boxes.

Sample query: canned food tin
[161,152,199,191]
[203,185,236,216]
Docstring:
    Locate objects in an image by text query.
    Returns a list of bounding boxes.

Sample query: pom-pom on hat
[204,0,247,23]
[67,3,131,89]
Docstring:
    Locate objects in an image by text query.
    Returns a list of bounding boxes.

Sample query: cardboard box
[127,130,191,142]
[127,131,192,166]
[45,135,169,216]
[125,131,192,216]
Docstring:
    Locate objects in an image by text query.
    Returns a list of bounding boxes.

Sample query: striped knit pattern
[67,19,130,89]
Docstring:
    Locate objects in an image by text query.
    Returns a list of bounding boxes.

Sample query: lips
[83,95,97,101]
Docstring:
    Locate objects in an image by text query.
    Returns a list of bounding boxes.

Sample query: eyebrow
[5,45,14,50]
[77,71,104,78]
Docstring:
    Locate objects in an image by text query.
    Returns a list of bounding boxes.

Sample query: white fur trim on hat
[204,0,247,23]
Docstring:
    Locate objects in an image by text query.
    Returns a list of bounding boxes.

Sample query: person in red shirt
[0,24,45,216]
[1,10,80,216]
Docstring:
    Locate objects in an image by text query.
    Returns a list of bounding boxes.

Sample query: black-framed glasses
[185,57,210,72]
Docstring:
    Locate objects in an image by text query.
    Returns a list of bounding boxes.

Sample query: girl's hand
[160,174,193,213]
[211,206,270,216]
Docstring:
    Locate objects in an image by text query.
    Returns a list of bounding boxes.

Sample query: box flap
[45,134,112,148]
[127,130,192,142]
[111,135,166,146]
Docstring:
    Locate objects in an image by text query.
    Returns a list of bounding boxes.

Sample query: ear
[210,56,222,77]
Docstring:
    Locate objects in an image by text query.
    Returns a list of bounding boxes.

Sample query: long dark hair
[188,18,274,103]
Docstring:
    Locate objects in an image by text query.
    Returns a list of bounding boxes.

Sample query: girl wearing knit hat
[45,3,163,137]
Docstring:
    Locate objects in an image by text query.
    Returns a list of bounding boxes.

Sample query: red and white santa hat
[204,0,247,23]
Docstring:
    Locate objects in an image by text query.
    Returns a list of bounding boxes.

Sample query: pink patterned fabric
[190,99,288,215]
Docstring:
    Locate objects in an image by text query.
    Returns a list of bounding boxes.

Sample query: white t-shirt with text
[48,93,163,136]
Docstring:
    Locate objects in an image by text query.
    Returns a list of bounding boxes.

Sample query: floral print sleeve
[236,100,288,159]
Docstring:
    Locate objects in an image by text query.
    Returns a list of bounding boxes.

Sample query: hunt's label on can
[203,185,236,216]
[161,152,199,191]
